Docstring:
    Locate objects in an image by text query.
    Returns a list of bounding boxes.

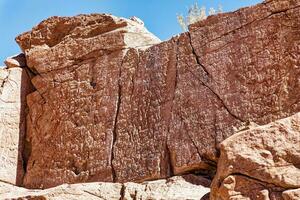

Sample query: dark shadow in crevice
[181,173,212,200]
[181,173,212,188]
[200,192,210,200]
[16,67,35,186]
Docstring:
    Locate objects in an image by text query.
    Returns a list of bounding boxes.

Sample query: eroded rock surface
[283,189,300,200]
[4,53,27,68]
[15,14,162,188]
[13,0,300,189]
[211,113,300,200]
[0,67,33,185]
[0,175,210,200]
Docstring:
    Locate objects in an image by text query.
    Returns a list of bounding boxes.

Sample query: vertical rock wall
[0,0,297,191]
[0,67,33,185]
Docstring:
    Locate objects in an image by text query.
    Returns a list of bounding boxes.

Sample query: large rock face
[16,14,161,188]
[0,67,33,185]
[188,0,300,126]
[211,113,300,200]
[12,0,300,189]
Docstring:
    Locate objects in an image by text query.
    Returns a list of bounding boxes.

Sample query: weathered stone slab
[211,112,300,200]
[0,67,33,185]
[14,0,300,189]
[16,14,161,188]
[0,175,210,200]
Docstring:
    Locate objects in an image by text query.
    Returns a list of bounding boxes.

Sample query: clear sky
[0,0,262,64]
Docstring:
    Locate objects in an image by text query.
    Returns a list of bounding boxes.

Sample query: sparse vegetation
[177,2,222,31]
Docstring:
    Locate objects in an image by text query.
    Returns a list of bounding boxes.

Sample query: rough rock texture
[186,0,300,164]
[0,175,210,200]
[13,0,300,189]
[211,113,300,200]
[15,14,161,188]
[4,53,27,68]
[283,189,300,200]
[0,67,33,185]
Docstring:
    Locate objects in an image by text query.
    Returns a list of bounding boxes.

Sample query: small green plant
[177,2,222,31]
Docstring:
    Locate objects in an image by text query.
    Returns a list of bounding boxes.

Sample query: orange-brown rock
[211,113,300,200]
[13,0,300,189]
[16,14,161,189]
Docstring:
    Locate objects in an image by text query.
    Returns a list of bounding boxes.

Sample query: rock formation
[0,0,299,199]
[0,175,210,200]
[4,53,27,69]
[0,66,33,185]
[211,113,300,199]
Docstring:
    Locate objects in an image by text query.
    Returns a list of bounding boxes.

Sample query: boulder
[211,113,300,199]
[4,53,27,68]
[283,189,300,200]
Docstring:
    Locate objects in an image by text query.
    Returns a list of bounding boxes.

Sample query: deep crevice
[187,32,210,78]
[16,65,36,187]
[130,190,138,200]
[24,64,39,76]
[226,172,297,191]
[173,38,179,98]
[0,70,10,95]
[119,184,126,200]
[22,139,32,178]
[187,33,244,123]
[165,144,174,177]
[172,38,218,175]
[110,51,126,182]
[164,37,180,177]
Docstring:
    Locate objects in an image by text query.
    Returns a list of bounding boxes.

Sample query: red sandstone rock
[189,0,300,126]
[16,14,161,188]
[12,0,300,191]
[211,113,300,200]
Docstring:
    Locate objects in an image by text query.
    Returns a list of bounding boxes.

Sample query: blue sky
[0,0,262,64]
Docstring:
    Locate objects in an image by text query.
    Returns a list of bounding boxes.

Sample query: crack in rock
[0,70,10,95]
[187,32,244,123]
[119,183,126,200]
[111,50,128,182]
